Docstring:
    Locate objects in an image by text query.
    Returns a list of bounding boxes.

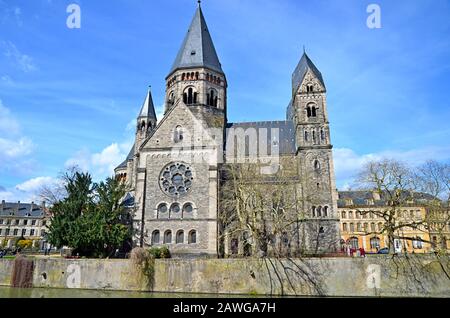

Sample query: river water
[0,286,247,298]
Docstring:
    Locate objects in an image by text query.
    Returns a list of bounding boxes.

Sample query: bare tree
[219,158,334,258]
[355,159,431,253]
[415,161,450,254]
[37,166,81,206]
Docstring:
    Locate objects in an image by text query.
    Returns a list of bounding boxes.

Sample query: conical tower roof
[169,4,223,75]
[138,88,157,120]
[292,52,326,92]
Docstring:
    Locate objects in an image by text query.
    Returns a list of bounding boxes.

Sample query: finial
[303,45,306,54]
[198,0,201,7]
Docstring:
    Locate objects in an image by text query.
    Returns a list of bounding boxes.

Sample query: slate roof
[0,202,46,218]
[116,144,135,170]
[139,88,157,120]
[169,5,223,75]
[226,121,297,155]
[337,190,437,208]
[292,53,325,93]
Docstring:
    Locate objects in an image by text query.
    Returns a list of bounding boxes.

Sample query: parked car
[377,247,389,254]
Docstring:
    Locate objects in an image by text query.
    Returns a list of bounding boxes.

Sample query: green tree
[47,171,132,258]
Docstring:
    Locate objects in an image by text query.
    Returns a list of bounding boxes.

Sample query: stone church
[115,4,341,257]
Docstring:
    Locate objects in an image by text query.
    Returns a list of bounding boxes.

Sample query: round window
[183,203,194,214]
[159,162,194,197]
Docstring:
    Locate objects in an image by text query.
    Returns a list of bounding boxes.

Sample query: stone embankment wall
[0,255,449,297]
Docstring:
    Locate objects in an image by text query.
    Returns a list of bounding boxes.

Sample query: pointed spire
[169,4,223,75]
[292,52,326,92]
[138,86,157,120]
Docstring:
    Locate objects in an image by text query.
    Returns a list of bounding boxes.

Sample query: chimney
[31,201,35,212]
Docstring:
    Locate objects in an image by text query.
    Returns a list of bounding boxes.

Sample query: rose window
[159,162,194,197]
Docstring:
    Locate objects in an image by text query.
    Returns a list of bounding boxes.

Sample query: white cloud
[1,74,13,85]
[65,142,133,181]
[15,176,58,193]
[1,41,37,72]
[0,100,35,170]
[0,100,20,135]
[0,137,34,158]
[333,146,450,189]
[0,176,59,203]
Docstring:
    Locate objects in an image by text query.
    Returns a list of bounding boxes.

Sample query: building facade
[115,4,341,257]
[0,200,49,249]
[338,191,450,253]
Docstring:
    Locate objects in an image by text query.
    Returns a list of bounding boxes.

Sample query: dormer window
[191,50,196,56]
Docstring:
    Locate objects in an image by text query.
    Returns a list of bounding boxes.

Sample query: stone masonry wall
[0,256,449,297]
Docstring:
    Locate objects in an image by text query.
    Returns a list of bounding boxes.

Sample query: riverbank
[1,255,449,297]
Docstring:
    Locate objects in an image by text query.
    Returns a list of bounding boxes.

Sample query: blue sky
[0,0,449,201]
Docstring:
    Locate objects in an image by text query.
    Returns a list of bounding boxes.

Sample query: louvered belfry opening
[10,255,34,288]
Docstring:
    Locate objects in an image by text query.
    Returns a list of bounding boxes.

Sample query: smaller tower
[136,87,157,150]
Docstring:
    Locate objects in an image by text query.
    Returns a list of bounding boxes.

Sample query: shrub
[148,246,171,259]
[16,240,33,250]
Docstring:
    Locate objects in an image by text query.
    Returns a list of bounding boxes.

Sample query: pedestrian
[359,247,366,258]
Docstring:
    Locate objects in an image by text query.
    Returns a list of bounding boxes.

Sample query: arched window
[231,238,239,255]
[317,206,322,217]
[188,230,197,244]
[304,131,309,142]
[181,73,185,81]
[342,211,347,219]
[195,72,199,80]
[312,206,316,217]
[312,131,317,143]
[157,203,168,218]
[164,230,172,244]
[140,121,146,132]
[323,206,328,217]
[370,237,380,250]
[307,84,314,93]
[176,230,184,244]
[183,203,194,217]
[349,237,359,249]
[314,160,321,171]
[183,87,197,105]
[281,232,289,247]
[174,126,184,143]
[371,222,376,232]
[321,129,325,141]
[152,230,160,245]
[343,223,348,232]
[306,107,312,118]
[207,89,218,107]
[350,223,355,232]
[170,203,181,216]
[311,107,317,117]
